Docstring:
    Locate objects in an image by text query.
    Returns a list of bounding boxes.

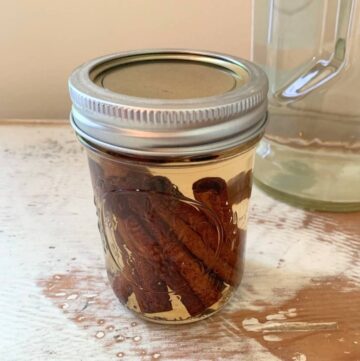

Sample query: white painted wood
[1,121,359,361]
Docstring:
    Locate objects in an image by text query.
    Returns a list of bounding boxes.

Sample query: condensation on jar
[68,49,268,324]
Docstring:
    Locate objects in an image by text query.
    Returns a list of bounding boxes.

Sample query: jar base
[120,290,234,325]
[254,178,360,212]
[254,139,360,212]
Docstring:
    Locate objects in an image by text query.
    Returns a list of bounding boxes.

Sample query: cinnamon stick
[162,259,205,316]
[88,157,149,197]
[193,177,243,285]
[227,170,253,204]
[111,199,172,314]
[124,192,206,316]
[142,201,223,308]
[193,177,232,225]
[150,193,235,285]
[144,176,237,284]
[127,194,223,308]
[112,273,133,304]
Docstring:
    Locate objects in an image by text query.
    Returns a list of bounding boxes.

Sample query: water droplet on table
[55,292,66,297]
[67,293,79,300]
[95,331,105,339]
[114,335,125,342]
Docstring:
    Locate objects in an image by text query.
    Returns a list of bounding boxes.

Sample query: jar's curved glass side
[84,140,256,323]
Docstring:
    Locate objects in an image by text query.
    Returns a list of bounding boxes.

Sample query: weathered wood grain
[0,120,359,361]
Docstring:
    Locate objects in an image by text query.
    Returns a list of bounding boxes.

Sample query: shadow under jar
[68,49,268,324]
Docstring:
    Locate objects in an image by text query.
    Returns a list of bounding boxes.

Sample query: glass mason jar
[69,50,268,323]
[252,0,360,211]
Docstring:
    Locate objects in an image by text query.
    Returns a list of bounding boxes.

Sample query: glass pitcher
[252,0,360,211]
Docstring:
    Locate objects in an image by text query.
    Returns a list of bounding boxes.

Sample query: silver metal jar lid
[69,49,268,157]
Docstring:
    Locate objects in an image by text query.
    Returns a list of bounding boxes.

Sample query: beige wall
[1,0,251,119]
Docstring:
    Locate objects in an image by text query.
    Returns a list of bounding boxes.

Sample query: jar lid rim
[68,49,268,156]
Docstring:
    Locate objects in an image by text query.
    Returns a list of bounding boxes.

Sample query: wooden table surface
[1,120,359,361]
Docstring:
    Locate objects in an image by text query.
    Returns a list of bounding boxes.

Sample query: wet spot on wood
[234,277,360,361]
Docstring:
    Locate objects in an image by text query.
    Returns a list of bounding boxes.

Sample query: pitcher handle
[275,0,354,103]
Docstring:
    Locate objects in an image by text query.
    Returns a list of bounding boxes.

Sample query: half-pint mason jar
[69,50,268,324]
